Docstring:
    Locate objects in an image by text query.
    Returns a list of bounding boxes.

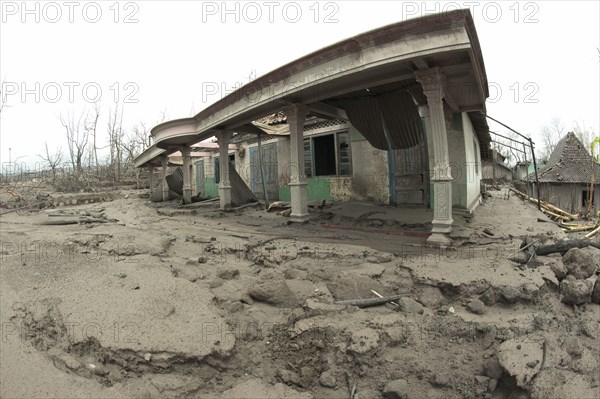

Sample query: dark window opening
[215,154,235,184]
[313,134,336,176]
[582,190,595,207]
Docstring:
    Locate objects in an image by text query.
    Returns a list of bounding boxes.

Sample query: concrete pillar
[284,103,309,221]
[218,131,233,209]
[160,156,169,202]
[416,68,453,246]
[181,146,192,204]
[148,165,155,198]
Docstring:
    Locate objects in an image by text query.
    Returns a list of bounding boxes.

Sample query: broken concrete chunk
[562,336,583,358]
[478,288,495,306]
[382,378,409,399]
[319,371,336,388]
[397,297,424,315]
[416,285,445,308]
[550,260,568,281]
[216,267,240,280]
[499,286,520,304]
[249,280,298,307]
[560,275,593,305]
[562,247,597,279]
[466,298,486,315]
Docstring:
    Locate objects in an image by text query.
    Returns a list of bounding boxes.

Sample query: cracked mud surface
[1,188,599,398]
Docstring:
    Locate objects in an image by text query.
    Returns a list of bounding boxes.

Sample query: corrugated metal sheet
[150,167,184,202]
[229,164,256,206]
[342,90,424,150]
[165,167,183,195]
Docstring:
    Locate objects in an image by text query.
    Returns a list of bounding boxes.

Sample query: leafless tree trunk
[107,105,126,184]
[87,103,101,176]
[539,117,565,162]
[573,121,595,153]
[61,110,90,181]
[38,142,63,184]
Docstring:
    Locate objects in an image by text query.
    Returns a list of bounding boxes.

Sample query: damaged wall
[536,183,600,215]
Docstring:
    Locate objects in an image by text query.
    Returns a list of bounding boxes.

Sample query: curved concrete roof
[136,9,488,167]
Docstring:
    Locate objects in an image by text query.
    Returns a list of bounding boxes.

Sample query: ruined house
[481,150,512,182]
[525,132,600,214]
[134,10,492,245]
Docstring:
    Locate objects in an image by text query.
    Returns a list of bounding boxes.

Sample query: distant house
[525,132,600,214]
[513,161,530,181]
[482,149,512,182]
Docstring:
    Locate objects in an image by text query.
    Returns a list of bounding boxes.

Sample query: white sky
[1,0,599,168]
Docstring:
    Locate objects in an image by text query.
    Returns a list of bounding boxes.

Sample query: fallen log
[371,289,398,307]
[39,219,78,225]
[535,239,600,256]
[78,217,111,224]
[335,294,407,308]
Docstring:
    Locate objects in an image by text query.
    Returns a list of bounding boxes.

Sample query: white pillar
[218,131,233,209]
[181,146,192,204]
[284,103,309,221]
[161,156,169,202]
[416,68,453,246]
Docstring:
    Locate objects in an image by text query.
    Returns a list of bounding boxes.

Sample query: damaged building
[523,132,600,215]
[134,9,491,245]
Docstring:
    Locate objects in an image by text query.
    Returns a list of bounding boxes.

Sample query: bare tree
[572,121,595,153]
[107,105,126,182]
[87,103,101,175]
[121,122,149,164]
[61,110,90,177]
[539,117,565,162]
[38,142,64,184]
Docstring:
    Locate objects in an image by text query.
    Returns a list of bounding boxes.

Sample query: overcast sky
[1,0,598,168]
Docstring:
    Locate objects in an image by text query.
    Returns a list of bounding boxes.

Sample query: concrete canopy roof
[135,9,488,168]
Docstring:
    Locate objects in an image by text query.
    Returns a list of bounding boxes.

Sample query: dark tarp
[342,90,424,150]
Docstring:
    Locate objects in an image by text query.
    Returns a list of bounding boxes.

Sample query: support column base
[289,181,309,220]
[183,188,192,205]
[162,189,169,202]
[219,184,232,209]
[426,230,453,246]
[427,178,453,246]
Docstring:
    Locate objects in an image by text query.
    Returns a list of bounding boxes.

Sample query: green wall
[204,178,218,198]
[278,178,334,202]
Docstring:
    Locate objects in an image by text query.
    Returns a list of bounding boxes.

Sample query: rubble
[560,275,593,305]
[562,247,597,279]
[2,186,599,399]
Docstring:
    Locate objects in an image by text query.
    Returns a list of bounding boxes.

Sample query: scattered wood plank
[509,187,578,220]
[584,225,600,239]
[561,224,598,233]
